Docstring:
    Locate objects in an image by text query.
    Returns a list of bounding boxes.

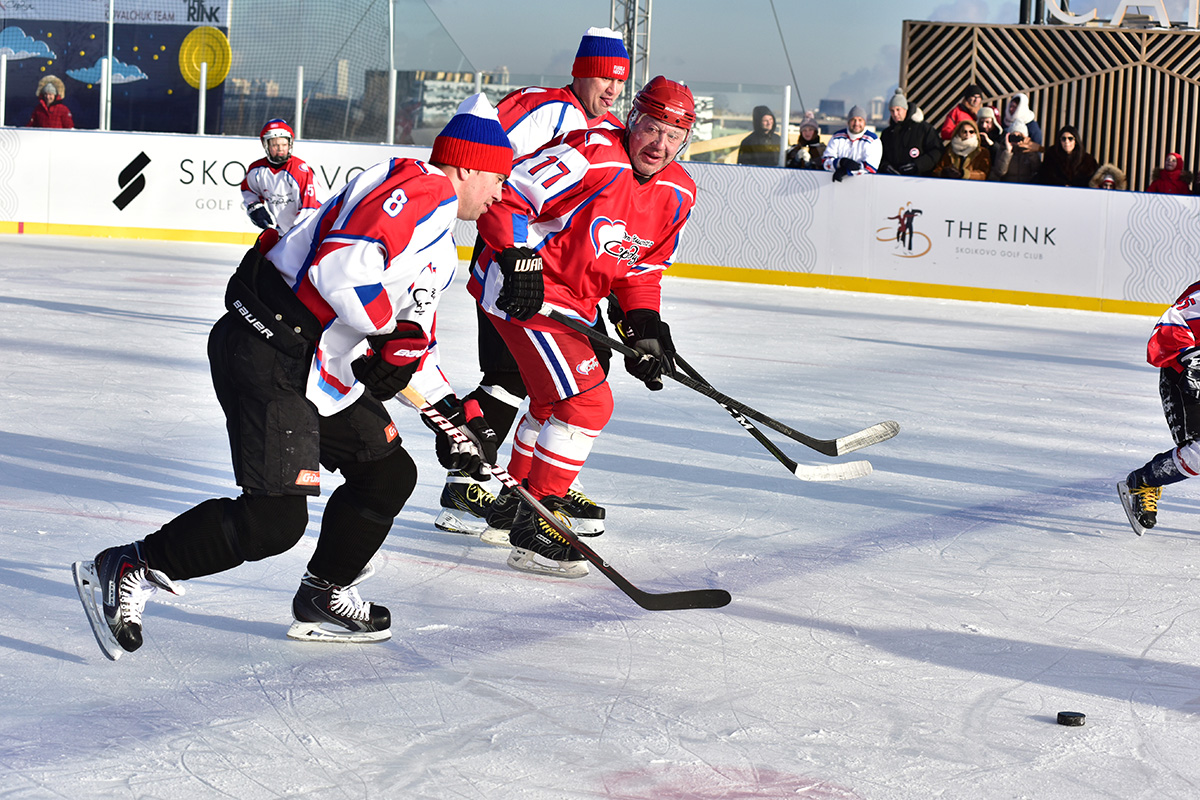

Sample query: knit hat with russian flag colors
[572,26,630,80]
[430,93,513,176]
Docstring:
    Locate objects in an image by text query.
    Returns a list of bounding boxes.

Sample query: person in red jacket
[938,83,983,140]
[27,75,73,129]
[1146,152,1191,194]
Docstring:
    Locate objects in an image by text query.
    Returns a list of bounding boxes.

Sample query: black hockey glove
[495,246,544,321]
[247,202,275,230]
[1180,348,1200,404]
[832,158,861,182]
[420,396,499,481]
[621,309,676,391]
[350,320,429,401]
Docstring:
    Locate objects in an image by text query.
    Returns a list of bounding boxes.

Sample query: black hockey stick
[399,387,731,611]
[671,352,872,481]
[541,306,899,457]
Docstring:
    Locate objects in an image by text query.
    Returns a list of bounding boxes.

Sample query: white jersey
[497,85,623,158]
[266,158,459,416]
[822,129,882,175]
[241,156,322,234]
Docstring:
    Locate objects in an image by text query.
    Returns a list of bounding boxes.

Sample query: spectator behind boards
[737,105,782,166]
[785,112,825,169]
[932,119,991,180]
[1035,125,1098,188]
[28,75,73,129]
[822,105,881,181]
[938,83,984,140]
[879,90,941,177]
[989,121,1041,184]
[1146,152,1192,194]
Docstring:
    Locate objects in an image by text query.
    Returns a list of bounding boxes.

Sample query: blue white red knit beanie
[431,93,512,176]
[572,27,630,80]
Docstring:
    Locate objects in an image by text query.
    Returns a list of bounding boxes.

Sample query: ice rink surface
[3,236,1200,799]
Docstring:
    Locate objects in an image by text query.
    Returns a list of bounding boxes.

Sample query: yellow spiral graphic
[179,27,231,90]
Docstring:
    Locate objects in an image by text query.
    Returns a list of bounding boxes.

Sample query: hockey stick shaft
[541,306,899,457]
[672,353,872,481]
[398,387,731,611]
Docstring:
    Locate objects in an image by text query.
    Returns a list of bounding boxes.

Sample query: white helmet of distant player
[626,76,696,157]
[260,119,294,165]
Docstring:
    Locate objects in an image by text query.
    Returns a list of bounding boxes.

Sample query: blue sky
[425,0,1193,112]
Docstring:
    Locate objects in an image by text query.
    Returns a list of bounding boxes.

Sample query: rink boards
[0,126,1191,314]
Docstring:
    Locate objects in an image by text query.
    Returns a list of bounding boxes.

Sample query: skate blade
[286,620,391,644]
[1116,481,1148,536]
[506,547,589,579]
[72,560,124,661]
[433,508,489,535]
[479,526,512,547]
[571,519,605,537]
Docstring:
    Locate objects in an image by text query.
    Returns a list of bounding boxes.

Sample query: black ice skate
[506,495,589,579]
[72,542,183,661]
[1117,472,1162,536]
[561,486,606,536]
[433,470,496,535]
[480,484,522,546]
[482,483,605,545]
[287,565,391,643]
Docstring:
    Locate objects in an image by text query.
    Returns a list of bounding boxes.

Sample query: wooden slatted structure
[901,21,1200,190]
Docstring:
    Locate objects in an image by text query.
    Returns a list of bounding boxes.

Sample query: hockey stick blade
[673,353,871,481]
[399,387,731,611]
[542,306,900,457]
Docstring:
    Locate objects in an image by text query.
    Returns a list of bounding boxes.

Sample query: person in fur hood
[28,75,73,129]
[1089,163,1127,190]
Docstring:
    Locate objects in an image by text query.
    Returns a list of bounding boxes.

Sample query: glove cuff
[624,308,661,341]
[1181,347,1200,367]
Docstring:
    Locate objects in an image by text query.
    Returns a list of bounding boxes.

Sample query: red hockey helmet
[260,119,294,165]
[630,76,695,129]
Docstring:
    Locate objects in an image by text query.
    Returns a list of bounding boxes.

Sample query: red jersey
[1148,280,1200,371]
[469,126,696,328]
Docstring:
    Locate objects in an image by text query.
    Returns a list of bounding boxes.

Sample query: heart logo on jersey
[590,217,628,259]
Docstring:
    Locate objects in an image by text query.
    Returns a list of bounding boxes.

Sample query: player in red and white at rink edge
[431,26,632,540]
[467,75,698,578]
[240,118,322,235]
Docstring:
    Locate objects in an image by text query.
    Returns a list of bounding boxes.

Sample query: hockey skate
[287,564,391,643]
[561,486,605,536]
[1118,472,1161,536]
[73,542,183,661]
[481,483,605,545]
[506,495,589,579]
[433,471,496,535]
[480,484,522,546]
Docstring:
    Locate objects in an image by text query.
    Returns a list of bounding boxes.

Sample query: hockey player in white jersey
[240,119,322,235]
[72,96,511,659]
[432,27,629,540]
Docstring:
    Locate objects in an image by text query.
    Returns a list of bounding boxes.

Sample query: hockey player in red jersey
[1119,280,1200,535]
[71,95,511,659]
[468,75,698,578]
[240,119,322,235]
[433,27,631,539]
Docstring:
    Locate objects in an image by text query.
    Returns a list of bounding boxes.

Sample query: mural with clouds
[1,1,229,132]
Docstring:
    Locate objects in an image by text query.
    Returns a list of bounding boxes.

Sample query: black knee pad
[233,493,309,562]
[337,446,417,521]
[478,370,527,400]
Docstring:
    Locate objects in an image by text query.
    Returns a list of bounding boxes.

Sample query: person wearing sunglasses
[1035,124,1099,188]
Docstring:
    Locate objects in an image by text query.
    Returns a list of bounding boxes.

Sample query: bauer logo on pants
[114,152,151,210]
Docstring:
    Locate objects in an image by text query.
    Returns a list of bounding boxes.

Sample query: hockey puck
[1056,711,1085,726]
